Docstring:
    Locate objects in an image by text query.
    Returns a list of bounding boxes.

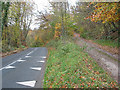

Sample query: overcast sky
[30,0,77,30]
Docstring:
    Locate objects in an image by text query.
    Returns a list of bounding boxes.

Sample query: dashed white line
[27,51,34,55]
[0,60,17,70]
[37,61,45,63]
[25,56,31,58]
[40,56,46,59]
[17,59,26,62]
[0,58,25,70]
[4,66,16,69]
[30,67,41,71]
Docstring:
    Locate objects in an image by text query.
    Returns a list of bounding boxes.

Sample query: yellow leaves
[35,36,38,40]
[54,30,61,39]
[55,26,57,29]
[87,2,119,23]
[55,23,61,30]
[102,21,105,23]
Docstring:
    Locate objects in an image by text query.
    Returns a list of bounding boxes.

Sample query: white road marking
[0,68,4,70]
[17,60,26,62]
[25,56,31,58]
[0,58,24,70]
[7,61,17,66]
[4,66,15,69]
[30,67,41,71]
[0,60,17,70]
[40,56,46,59]
[37,61,45,63]
[27,51,34,55]
[16,80,36,87]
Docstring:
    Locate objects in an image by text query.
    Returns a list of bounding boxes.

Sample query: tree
[1,2,10,37]
[1,1,35,52]
[86,2,120,30]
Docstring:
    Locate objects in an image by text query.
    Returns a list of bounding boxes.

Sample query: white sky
[30,0,77,30]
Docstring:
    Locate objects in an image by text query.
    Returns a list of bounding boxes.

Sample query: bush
[46,39,62,49]
[31,39,44,47]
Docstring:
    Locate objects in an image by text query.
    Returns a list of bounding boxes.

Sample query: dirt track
[74,33,119,82]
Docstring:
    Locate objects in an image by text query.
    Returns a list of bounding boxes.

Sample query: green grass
[44,39,119,88]
[93,39,118,48]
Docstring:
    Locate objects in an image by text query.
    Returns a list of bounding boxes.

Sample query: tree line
[27,2,119,47]
[1,1,34,52]
[1,1,119,52]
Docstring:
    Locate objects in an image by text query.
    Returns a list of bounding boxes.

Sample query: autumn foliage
[86,3,120,23]
[54,23,61,39]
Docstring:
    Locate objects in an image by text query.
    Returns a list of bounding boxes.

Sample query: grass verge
[93,39,118,48]
[44,39,119,88]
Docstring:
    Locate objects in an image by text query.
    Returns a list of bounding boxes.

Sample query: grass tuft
[94,39,118,48]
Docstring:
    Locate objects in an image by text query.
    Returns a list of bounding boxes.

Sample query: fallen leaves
[44,42,119,88]
[90,77,96,81]
[49,86,52,88]
[79,76,86,79]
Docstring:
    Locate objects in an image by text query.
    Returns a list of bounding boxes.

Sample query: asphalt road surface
[1,47,48,88]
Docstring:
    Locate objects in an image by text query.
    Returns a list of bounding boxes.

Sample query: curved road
[1,47,47,88]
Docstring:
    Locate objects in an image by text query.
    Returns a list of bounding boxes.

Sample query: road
[1,47,48,88]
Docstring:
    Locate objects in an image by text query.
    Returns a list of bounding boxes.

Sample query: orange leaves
[54,23,61,39]
[60,76,64,81]
[87,82,91,87]
[61,74,65,76]
[79,76,86,79]
[54,30,61,39]
[90,77,96,81]
[79,76,83,78]
[99,78,102,81]
[109,81,118,88]
[95,71,99,74]
[49,86,52,88]
[61,84,67,88]
[86,2,120,23]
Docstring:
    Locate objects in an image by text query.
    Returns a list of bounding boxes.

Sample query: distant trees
[1,1,34,52]
[2,1,119,51]
[50,1,69,37]
[25,2,120,48]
